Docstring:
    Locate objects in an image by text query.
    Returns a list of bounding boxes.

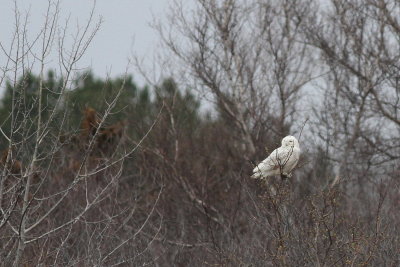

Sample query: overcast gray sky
[0,0,174,86]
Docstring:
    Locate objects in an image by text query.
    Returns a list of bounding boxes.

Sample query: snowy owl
[252,136,300,179]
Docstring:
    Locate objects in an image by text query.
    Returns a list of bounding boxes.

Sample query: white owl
[252,135,300,179]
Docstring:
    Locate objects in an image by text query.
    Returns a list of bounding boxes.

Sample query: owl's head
[281,135,299,148]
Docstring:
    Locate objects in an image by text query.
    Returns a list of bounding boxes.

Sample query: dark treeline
[1,0,400,266]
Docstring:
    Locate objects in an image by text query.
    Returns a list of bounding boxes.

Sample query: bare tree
[2,0,400,266]
[147,0,400,265]
[0,2,163,266]
[154,0,315,158]
[304,0,400,186]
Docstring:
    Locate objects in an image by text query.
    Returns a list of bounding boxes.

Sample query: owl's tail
[249,159,259,179]
[251,170,263,179]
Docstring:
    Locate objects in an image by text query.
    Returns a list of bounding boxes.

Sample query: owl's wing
[252,147,293,178]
